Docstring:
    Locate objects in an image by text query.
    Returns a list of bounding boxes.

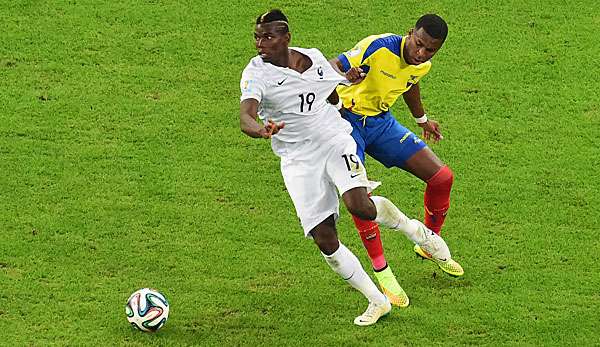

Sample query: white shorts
[280,133,370,236]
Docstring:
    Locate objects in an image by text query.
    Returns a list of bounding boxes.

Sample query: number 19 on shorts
[342,154,360,171]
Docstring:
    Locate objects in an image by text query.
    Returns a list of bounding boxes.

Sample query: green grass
[1,0,599,345]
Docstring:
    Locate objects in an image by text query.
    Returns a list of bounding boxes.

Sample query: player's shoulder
[292,47,326,60]
[364,33,403,57]
[291,47,331,67]
[358,33,400,44]
[244,55,265,70]
[420,60,432,72]
[366,33,401,40]
[241,56,266,77]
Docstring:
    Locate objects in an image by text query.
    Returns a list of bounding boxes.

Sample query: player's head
[404,14,448,65]
[254,9,291,63]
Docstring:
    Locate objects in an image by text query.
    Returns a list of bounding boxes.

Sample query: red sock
[352,214,387,271]
[424,165,454,235]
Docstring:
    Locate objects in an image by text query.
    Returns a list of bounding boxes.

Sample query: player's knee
[314,238,339,256]
[442,166,454,185]
[428,165,454,188]
[346,199,377,221]
[310,217,339,255]
[342,187,376,221]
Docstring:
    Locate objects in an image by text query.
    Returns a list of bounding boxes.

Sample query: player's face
[254,23,289,63]
[404,27,444,65]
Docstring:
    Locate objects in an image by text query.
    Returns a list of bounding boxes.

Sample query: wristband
[414,114,428,124]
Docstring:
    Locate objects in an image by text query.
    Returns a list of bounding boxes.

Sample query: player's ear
[408,28,414,36]
[285,32,291,44]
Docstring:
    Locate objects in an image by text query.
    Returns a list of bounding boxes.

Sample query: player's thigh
[280,155,340,236]
[403,146,445,181]
[325,134,370,197]
[367,118,427,169]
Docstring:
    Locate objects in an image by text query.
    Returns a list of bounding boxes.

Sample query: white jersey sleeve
[240,62,266,103]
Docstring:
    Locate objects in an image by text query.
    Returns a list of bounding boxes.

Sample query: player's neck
[268,49,312,73]
[287,49,312,74]
[402,37,410,64]
[268,50,290,68]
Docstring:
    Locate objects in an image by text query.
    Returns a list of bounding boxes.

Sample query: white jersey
[240,47,352,158]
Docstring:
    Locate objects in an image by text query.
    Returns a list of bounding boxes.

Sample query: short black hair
[256,9,289,33]
[415,14,448,42]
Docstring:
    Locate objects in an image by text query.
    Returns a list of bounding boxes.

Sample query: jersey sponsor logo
[380,70,396,79]
[277,77,287,85]
[350,172,361,178]
[317,66,323,79]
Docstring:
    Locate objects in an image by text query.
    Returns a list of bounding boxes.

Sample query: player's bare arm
[402,82,425,117]
[402,83,443,142]
[328,57,345,75]
[240,98,284,139]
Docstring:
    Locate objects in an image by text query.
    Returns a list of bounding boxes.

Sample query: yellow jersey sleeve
[338,35,383,71]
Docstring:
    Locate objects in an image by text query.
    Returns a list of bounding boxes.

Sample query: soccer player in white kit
[239,9,457,326]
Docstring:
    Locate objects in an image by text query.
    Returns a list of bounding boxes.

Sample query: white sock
[322,242,387,305]
[371,196,427,244]
[371,196,452,259]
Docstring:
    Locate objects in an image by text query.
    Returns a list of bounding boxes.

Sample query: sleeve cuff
[337,54,351,72]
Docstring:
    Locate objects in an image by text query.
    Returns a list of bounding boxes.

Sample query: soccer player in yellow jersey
[330,14,464,306]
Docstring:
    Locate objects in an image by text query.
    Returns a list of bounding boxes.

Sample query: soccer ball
[125,288,170,332]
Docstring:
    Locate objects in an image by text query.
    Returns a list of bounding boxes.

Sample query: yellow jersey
[336,34,431,116]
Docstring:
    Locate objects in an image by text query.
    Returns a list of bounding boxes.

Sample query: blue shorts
[340,108,427,168]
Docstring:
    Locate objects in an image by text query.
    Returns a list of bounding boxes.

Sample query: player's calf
[371,196,456,261]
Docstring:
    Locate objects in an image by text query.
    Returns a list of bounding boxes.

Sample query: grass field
[1,0,599,345]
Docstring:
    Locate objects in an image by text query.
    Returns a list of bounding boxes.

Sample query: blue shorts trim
[340,108,427,168]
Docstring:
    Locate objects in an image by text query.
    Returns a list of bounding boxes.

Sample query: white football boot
[353,298,392,326]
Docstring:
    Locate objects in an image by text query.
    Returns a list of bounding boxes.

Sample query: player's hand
[259,120,285,139]
[418,119,444,143]
[345,67,367,84]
